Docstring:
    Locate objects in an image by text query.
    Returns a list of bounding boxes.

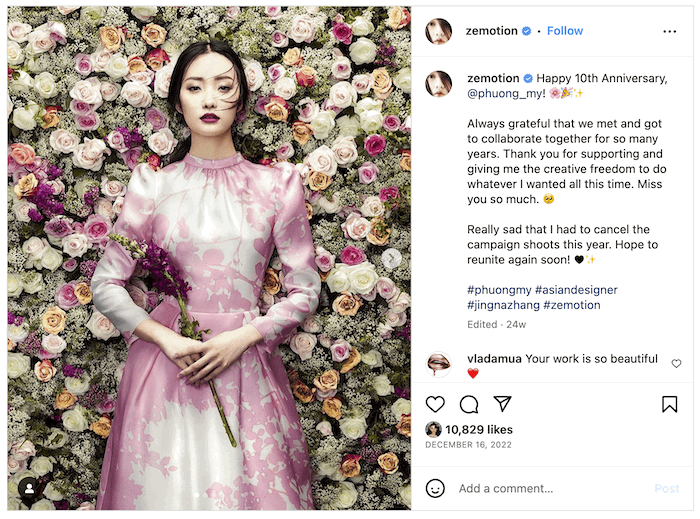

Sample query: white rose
[352,16,375,36]
[244,61,264,91]
[29,456,54,476]
[360,195,385,217]
[21,271,44,294]
[101,176,126,200]
[360,110,383,133]
[316,460,339,477]
[372,374,393,395]
[332,481,358,509]
[8,93,14,119]
[72,138,110,172]
[346,262,378,295]
[325,268,351,293]
[12,106,37,131]
[342,213,371,241]
[10,70,34,93]
[42,334,67,355]
[385,309,407,327]
[43,481,64,501]
[25,56,44,74]
[80,6,106,24]
[329,81,357,109]
[391,397,411,420]
[363,350,384,369]
[154,63,174,98]
[148,128,177,156]
[161,40,181,57]
[69,77,102,104]
[57,7,80,15]
[297,97,319,122]
[94,198,114,219]
[131,6,158,22]
[90,45,112,72]
[394,67,411,94]
[289,332,317,361]
[335,115,361,137]
[311,111,336,140]
[120,81,152,108]
[8,352,31,378]
[100,81,121,101]
[22,236,50,261]
[307,145,337,176]
[8,273,23,297]
[351,73,374,95]
[41,247,64,272]
[331,136,358,166]
[113,196,124,216]
[26,29,56,55]
[62,405,89,432]
[43,427,69,449]
[330,57,352,80]
[77,502,96,510]
[288,14,316,43]
[8,322,30,342]
[8,22,32,42]
[274,76,297,100]
[9,469,39,497]
[389,292,411,312]
[348,37,377,65]
[355,97,383,115]
[49,129,79,154]
[86,309,120,339]
[316,421,333,436]
[62,233,89,257]
[8,496,27,510]
[65,374,90,395]
[399,484,411,508]
[105,53,129,79]
[338,417,367,440]
[7,41,24,66]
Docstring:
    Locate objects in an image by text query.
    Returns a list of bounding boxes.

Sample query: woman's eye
[220,86,232,91]
[187,86,200,92]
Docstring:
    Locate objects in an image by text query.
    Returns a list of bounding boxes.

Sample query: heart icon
[426,396,445,413]
[672,359,681,368]
[468,368,479,379]
[575,255,584,264]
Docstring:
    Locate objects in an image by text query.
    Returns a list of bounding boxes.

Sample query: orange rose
[340,347,361,373]
[399,150,411,171]
[55,388,77,410]
[332,292,363,316]
[339,454,362,477]
[263,268,281,295]
[367,217,391,246]
[371,67,394,100]
[296,66,317,87]
[42,306,66,334]
[13,173,39,200]
[396,413,411,437]
[322,397,342,419]
[308,171,333,191]
[41,108,60,129]
[292,382,316,403]
[283,48,303,66]
[377,452,400,474]
[99,26,125,52]
[10,143,36,165]
[314,369,340,392]
[127,55,148,75]
[74,282,93,305]
[387,7,411,30]
[265,97,289,122]
[292,121,313,145]
[305,201,313,220]
[90,416,112,438]
[35,359,56,382]
[141,23,167,47]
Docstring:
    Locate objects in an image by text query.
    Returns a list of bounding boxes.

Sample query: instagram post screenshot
[2,1,697,515]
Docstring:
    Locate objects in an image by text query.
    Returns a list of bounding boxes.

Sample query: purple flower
[254,96,271,115]
[19,332,42,356]
[79,260,98,281]
[364,134,386,157]
[119,147,143,170]
[62,364,83,378]
[145,108,169,131]
[139,241,190,299]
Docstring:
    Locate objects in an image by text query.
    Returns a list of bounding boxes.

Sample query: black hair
[167,40,250,163]
[425,71,452,95]
[425,18,452,43]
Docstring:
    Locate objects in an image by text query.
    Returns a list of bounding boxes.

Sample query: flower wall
[7,6,411,510]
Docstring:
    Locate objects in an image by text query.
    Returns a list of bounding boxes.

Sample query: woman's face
[177,52,240,141]
[427,72,449,97]
[427,19,448,45]
[429,424,437,434]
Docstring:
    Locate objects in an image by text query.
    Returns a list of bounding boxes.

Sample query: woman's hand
[133,319,202,378]
[174,325,263,387]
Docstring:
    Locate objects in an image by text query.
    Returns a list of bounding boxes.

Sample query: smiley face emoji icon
[426,478,445,498]
[544,193,554,204]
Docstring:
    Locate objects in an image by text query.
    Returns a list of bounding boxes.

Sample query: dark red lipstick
[200,113,219,122]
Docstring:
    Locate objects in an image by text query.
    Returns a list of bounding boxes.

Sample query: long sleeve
[249,162,321,353]
[90,163,156,341]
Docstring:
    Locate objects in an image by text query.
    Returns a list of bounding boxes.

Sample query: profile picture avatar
[426,71,452,97]
[426,18,452,45]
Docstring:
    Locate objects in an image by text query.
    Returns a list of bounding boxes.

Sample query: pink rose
[84,214,112,244]
[318,334,333,348]
[389,292,411,313]
[154,63,174,98]
[62,258,78,272]
[271,30,289,48]
[120,81,152,108]
[146,291,159,309]
[297,97,319,122]
[288,14,316,43]
[358,162,378,184]
[35,359,57,382]
[265,6,283,19]
[383,114,401,132]
[10,438,36,461]
[69,99,93,115]
[120,146,143,170]
[100,81,121,101]
[301,315,322,333]
[42,333,67,355]
[352,73,374,94]
[360,286,378,301]
[380,186,400,204]
[315,388,337,401]
[400,116,411,133]
[375,277,400,300]
[86,310,120,340]
[101,177,126,200]
[91,45,112,72]
[113,196,125,216]
[314,246,336,272]
[55,280,80,310]
[330,339,351,362]
[148,128,177,156]
[268,63,285,83]
[378,322,393,339]
[96,394,116,414]
[364,134,386,157]
[384,309,407,327]
[277,142,295,160]
[145,107,169,131]
[340,246,366,266]
[331,57,352,80]
[8,456,27,473]
[75,110,101,131]
[341,212,371,241]
[8,22,32,42]
[290,332,317,361]
[127,283,149,310]
[77,502,96,511]
[74,53,93,76]
[331,23,353,44]
[62,233,89,257]
[27,28,57,54]
[10,143,36,165]
[105,130,129,153]
[126,69,155,86]
[69,77,103,105]
[226,7,241,20]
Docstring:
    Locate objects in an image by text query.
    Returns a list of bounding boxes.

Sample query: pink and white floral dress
[91,152,320,510]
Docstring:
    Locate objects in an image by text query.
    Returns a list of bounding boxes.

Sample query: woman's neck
[188,133,238,160]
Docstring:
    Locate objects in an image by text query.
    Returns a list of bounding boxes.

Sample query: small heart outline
[672,359,681,368]
[426,396,445,413]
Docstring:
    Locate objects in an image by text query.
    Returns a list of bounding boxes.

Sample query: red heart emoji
[468,368,479,379]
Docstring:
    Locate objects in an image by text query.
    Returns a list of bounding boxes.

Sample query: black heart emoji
[575,255,584,264]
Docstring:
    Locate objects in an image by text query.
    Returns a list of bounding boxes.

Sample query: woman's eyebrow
[184,75,234,82]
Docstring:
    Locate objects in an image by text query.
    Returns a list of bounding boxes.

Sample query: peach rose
[332,292,363,316]
[340,454,362,477]
[291,381,315,403]
[11,143,36,165]
[296,66,317,87]
[399,150,411,171]
[41,107,60,129]
[377,452,400,474]
[396,413,411,437]
[314,369,340,392]
[322,397,342,419]
[42,306,66,334]
[141,23,167,47]
[74,282,92,305]
[340,347,361,373]
[371,67,394,99]
[283,48,303,66]
[90,416,112,438]
[99,27,125,52]
[263,268,281,295]
[367,217,391,246]
[127,55,148,75]
[292,121,313,145]
[14,173,39,199]
[387,7,411,30]
[265,97,289,122]
[8,338,16,351]
[35,359,57,382]
[308,171,333,191]
[54,388,77,410]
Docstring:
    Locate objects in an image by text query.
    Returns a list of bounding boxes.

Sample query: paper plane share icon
[494,396,512,412]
